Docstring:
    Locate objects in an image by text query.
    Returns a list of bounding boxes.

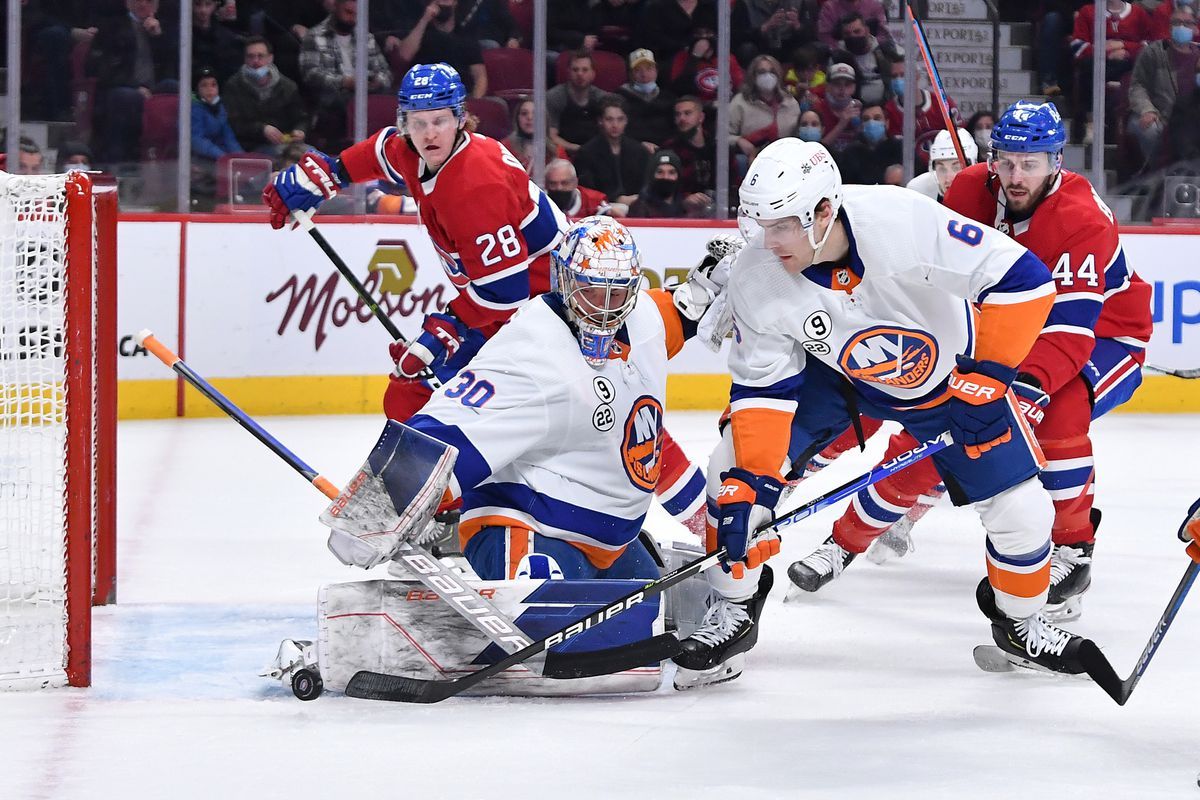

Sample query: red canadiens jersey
[340,129,566,334]
[943,163,1152,395]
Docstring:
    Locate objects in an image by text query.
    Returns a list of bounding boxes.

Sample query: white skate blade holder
[673,652,745,690]
[972,645,1090,680]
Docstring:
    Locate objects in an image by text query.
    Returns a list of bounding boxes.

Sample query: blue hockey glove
[263,149,343,230]
[716,467,784,578]
[947,355,1018,459]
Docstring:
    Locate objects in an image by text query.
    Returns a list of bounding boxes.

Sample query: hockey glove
[947,355,1018,460]
[390,312,469,379]
[1178,497,1200,544]
[263,149,343,230]
[716,467,784,578]
[673,234,742,321]
[1012,373,1050,428]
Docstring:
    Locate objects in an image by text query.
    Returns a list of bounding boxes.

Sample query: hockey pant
[831,338,1146,554]
[464,524,660,581]
[720,359,1053,618]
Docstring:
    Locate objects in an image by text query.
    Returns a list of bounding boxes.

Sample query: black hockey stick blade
[1077,640,1128,705]
[1078,557,1200,706]
[542,633,683,679]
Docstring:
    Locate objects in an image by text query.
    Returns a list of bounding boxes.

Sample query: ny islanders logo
[839,326,938,389]
[621,396,664,492]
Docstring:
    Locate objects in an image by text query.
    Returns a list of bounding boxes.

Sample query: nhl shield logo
[621,396,664,492]
[838,326,939,389]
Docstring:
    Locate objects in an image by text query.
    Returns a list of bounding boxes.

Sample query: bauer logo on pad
[839,326,939,389]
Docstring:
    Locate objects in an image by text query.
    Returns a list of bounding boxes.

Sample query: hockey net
[0,171,117,689]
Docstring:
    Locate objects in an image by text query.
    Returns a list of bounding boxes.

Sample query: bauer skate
[1045,509,1099,622]
[673,566,772,690]
[787,535,855,592]
[973,578,1090,676]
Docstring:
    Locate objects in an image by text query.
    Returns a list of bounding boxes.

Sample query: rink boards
[109,215,1200,418]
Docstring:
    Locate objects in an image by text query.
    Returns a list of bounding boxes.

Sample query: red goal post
[0,170,117,689]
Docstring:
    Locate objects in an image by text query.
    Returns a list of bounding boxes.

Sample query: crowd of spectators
[13,0,1195,217]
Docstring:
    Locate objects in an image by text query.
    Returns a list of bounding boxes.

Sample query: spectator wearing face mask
[832,12,898,105]
[544,158,619,218]
[965,110,995,159]
[669,27,745,104]
[1128,4,1198,167]
[192,67,243,160]
[795,108,824,142]
[617,49,679,148]
[629,148,694,218]
[833,101,901,184]
[817,0,892,49]
[223,36,309,155]
[732,0,819,66]
[730,55,801,164]
[56,142,94,173]
[814,62,863,152]
[882,57,961,139]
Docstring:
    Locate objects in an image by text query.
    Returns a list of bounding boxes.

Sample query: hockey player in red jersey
[789,102,1153,621]
[262,63,707,534]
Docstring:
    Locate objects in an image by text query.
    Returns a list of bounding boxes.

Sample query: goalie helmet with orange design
[550,216,643,367]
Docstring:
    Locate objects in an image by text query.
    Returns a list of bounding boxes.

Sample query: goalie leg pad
[317,579,665,697]
[320,421,458,568]
[464,526,660,581]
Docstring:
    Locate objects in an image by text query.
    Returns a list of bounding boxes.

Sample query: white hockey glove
[672,234,742,322]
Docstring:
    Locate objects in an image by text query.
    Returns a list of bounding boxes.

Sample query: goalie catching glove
[263,149,344,230]
[673,235,742,352]
[716,467,783,578]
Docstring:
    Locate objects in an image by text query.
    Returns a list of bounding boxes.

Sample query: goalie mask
[550,216,642,367]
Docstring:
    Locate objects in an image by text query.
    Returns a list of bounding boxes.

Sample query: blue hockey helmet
[990,101,1065,155]
[397,63,467,133]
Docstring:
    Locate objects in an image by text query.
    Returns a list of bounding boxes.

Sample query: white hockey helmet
[738,138,843,260]
[550,215,643,367]
[929,127,978,165]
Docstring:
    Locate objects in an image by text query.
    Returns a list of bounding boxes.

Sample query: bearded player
[789,102,1152,624]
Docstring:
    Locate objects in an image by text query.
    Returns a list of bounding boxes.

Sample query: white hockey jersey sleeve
[904,196,1055,366]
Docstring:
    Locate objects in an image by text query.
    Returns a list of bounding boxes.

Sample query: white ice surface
[3,412,1199,800]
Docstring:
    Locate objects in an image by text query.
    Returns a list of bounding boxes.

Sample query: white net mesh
[0,173,74,688]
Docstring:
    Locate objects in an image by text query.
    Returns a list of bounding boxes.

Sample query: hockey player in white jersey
[683,137,1105,682]
[906,127,977,203]
[354,216,729,585]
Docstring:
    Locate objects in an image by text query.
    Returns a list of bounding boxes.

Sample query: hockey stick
[136,330,670,679]
[290,210,441,388]
[1144,364,1200,379]
[344,432,953,703]
[906,3,967,167]
[1077,532,1200,706]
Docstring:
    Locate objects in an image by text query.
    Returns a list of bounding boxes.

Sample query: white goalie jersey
[408,291,684,568]
[728,185,1053,414]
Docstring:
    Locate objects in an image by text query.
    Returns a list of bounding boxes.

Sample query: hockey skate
[1045,510,1099,622]
[787,535,855,592]
[865,485,945,565]
[673,566,773,690]
[972,578,1090,676]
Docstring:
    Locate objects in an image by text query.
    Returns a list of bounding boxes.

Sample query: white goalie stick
[136,330,676,682]
[1144,364,1200,379]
